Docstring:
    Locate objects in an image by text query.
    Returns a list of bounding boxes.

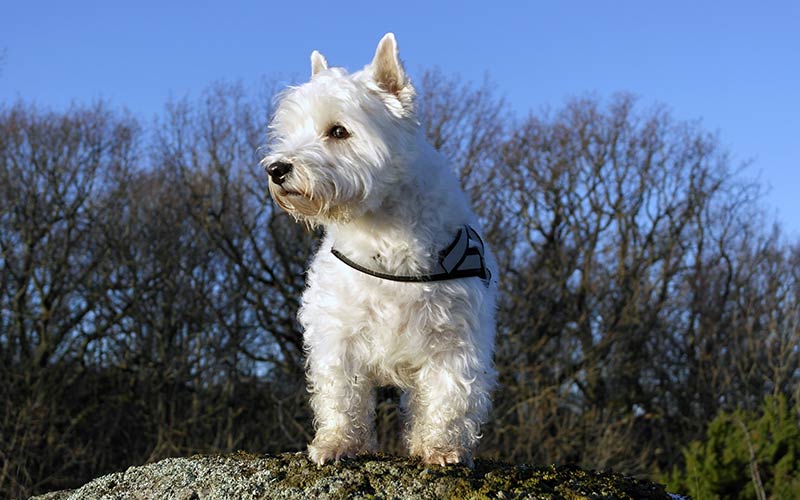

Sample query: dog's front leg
[306,354,377,465]
[405,348,494,467]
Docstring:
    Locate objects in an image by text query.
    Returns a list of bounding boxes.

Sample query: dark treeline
[1,72,798,497]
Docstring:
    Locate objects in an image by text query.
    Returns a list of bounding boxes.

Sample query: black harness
[331,225,491,285]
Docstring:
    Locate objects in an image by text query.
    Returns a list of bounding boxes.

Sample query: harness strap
[331,225,491,285]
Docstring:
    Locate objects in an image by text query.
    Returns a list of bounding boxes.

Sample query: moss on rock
[32,451,673,499]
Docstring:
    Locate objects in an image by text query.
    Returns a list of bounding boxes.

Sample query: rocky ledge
[33,451,674,499]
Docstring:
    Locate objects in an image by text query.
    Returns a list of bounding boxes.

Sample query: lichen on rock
[32,451,673,499]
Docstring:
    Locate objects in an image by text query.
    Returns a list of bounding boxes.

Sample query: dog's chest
[303,226,477,384]
[322,269,436,385]
[355,288,431,386]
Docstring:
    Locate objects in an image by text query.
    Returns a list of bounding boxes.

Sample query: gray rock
[31,451,672,499]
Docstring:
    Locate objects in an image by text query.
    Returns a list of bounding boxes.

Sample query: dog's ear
[311,50,328,77]
[371,33,409,95]
[370,33,415,113]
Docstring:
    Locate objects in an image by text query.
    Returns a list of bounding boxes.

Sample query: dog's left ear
[311,50,328,77]
[370,33,415,112]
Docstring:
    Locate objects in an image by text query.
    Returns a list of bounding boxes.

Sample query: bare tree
[2,74,798,497]
[0,101,140,495]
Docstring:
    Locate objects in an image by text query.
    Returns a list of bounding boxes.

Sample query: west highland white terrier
[262,33,497,467]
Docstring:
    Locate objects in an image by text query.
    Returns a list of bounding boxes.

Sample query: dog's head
[262,33,418,224]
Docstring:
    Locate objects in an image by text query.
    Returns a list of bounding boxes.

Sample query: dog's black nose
[267,161,293,185]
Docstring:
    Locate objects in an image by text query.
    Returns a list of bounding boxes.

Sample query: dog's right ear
[370,33,415,115]
[311,50,328,77]
[370,33,407,95]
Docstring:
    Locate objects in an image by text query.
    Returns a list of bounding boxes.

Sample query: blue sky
[2,1,798,238]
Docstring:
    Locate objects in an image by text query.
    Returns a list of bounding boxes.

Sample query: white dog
[262,33,497,467]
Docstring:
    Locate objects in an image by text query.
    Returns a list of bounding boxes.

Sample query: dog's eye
[328,125,350,140]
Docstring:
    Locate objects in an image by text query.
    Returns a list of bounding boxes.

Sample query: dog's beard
[269,183,320,216]
[268,180,357,222]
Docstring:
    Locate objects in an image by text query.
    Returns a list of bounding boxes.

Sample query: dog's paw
[307,442,358,466]
[420,448,473,467]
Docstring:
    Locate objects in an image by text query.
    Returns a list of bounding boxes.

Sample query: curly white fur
[262,33,497,467]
